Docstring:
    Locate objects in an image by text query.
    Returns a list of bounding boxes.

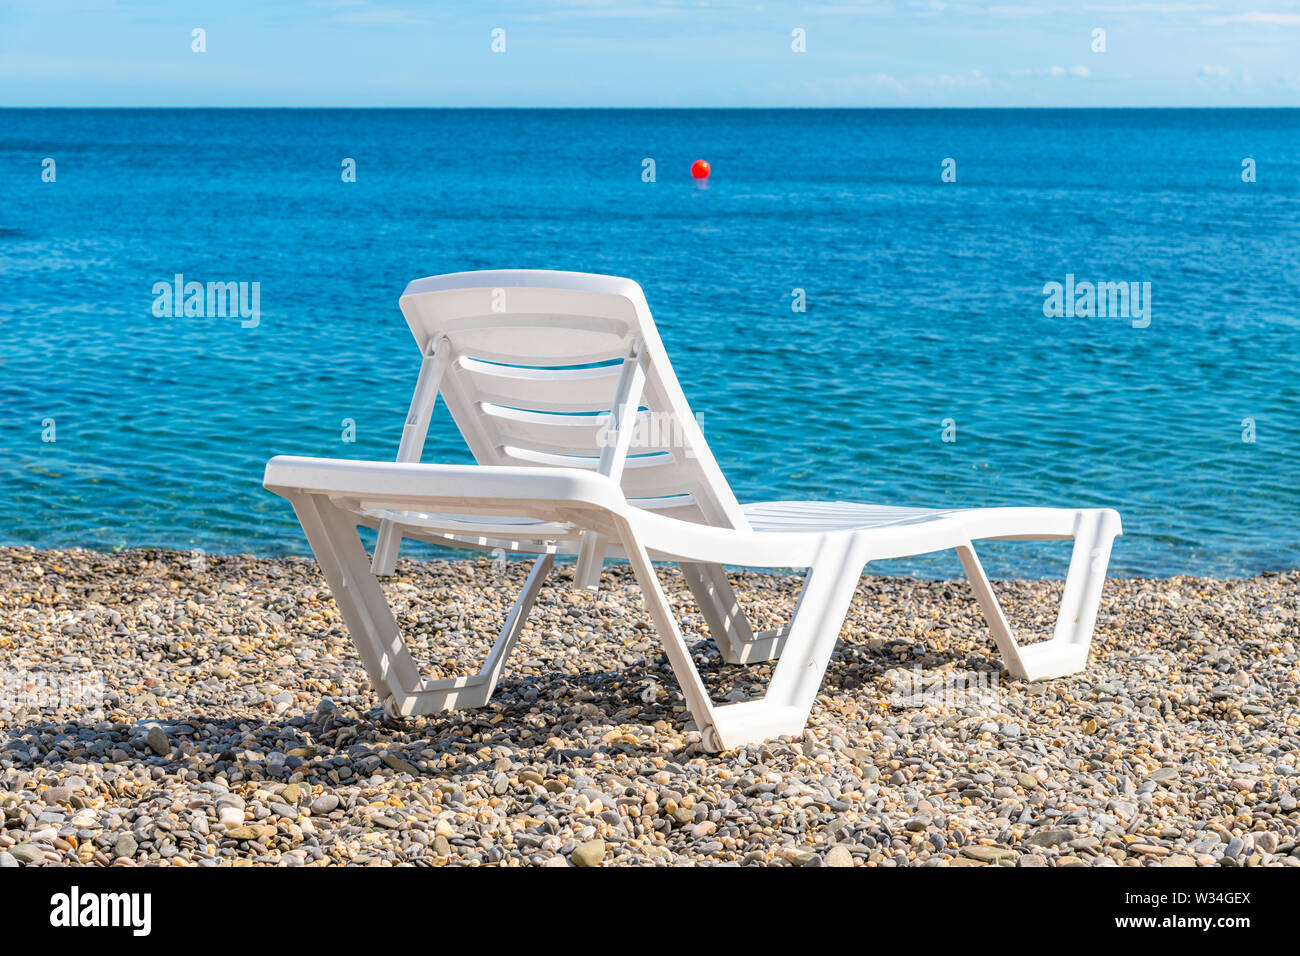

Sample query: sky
[1,1,1298,107]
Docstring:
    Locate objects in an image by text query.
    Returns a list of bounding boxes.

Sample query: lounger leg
[388,550,555,715]
[574,344,647,590]
[291,493,424,704]
[371,338,451,576]
[626,530,865,752]
[957,509,1120,681]
[739,537,865,743]
[291,492,554,716]
[574,532,606,590]
[680,563,789,665]
[371,521,403,578]
[622,540,725,748]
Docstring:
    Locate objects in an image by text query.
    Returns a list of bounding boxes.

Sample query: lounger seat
[742,501,967,532]
[265,270,1121,751]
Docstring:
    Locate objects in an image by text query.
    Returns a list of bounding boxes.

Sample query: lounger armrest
[262,456,629,515]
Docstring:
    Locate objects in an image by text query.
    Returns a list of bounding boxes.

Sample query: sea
[2,108,1297,578]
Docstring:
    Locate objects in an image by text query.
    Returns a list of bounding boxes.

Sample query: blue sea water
[1,108,1297,578]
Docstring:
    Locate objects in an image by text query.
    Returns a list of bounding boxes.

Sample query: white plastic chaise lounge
[264,270,1121,752]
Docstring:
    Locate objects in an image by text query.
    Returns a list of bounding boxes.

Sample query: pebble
[824,845,854,867]
[12,844,45,864]
[1129,844,1170,857]
[962,845,1017,864]
[382,753,419,775]
[571,839,606,867]
[219,806,244,827]
[1025,829,1074,848]
[144,726,169,756]
[227,825,275,841]
[310,794,340,815]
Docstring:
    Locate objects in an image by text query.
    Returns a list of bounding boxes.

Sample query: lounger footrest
[704,701,807,752]
[1008,640,1090,682]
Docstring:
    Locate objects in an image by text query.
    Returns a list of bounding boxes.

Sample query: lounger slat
[497,444,672,469]
[456,358,627,413]
[357,505,580,540]
[477,403,666,457]
[431,311,631,364]
[627,493,695,511]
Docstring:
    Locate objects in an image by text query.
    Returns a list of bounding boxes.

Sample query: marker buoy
[691,159,711,179]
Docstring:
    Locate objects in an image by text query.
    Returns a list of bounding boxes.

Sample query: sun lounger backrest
[398,270,750,530]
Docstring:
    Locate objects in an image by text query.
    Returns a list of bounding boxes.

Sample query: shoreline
[2,546,1298,866]
[1,543,1291,583]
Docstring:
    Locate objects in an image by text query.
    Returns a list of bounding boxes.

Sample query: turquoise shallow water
[1,108,1297,578]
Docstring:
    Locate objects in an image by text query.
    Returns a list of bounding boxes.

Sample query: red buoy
[691,159,711,179]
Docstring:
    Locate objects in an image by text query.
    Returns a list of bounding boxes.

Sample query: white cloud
[1205,11,1300,25]
[927,69,993,89]
[803,72,909,99]
[308,1,434,24]
[1087,3,1215,11]
[330,9,432,25]
[988,5,1045,16]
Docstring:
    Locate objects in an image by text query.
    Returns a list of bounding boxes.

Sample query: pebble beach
[2,545,1298,868]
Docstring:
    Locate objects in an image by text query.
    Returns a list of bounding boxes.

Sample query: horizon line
[4,104,1298,110]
